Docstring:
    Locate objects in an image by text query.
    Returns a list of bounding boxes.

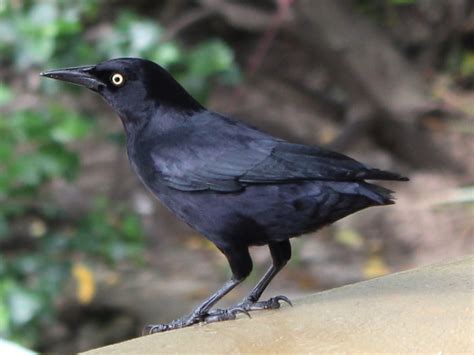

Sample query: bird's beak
[40,65,105,91]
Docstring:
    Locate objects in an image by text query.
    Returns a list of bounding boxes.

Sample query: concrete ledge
[84,256,474,353]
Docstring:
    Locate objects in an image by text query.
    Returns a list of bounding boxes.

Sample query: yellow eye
[110,73,124,86]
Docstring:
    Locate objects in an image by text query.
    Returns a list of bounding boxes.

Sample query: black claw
[143,312,207,334]
[143,325,153,335]
[143,323,168,335]
[235,294,293,311]
[204,306,252,324]
[230,306,252,318]
[274,295,293,307]
[145,295,292,335]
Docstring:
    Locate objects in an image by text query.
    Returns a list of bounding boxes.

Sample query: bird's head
[41,58,203,125]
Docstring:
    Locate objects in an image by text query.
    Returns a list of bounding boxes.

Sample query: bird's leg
[145,244,253,334]
[237,240,293,310]
[237,265,292,311]
[210,240,293,315]
[144,278,243,334]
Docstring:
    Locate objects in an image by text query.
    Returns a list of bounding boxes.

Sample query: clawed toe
[142,295,292,334]
[143,323,169,335]
[204,306,251,323]
[229,306,252,318]
[272,295,293,307]
[240,294,293,311]
[143,312,206,334]
[144,306,252,334]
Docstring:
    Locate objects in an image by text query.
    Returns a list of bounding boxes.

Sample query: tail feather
[358,182,396,205]
[358,168,409,182]
[329,181,397,206]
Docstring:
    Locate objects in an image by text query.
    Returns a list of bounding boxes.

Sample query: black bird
[41,58,408,333]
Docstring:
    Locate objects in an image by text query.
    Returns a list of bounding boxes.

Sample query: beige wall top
[84,256,474,354]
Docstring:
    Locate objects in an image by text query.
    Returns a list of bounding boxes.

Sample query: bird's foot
[203,306,251,324]
[238,295,293,311]
[208,294,292,319]
[143,296,291,334]
[143,311,205,334]
[143,307,251,334]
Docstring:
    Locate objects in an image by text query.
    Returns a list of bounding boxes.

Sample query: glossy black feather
[42,58,408,326]
[142,111,406,193]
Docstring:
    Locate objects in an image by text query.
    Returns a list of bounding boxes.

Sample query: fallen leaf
[72,263,96,304]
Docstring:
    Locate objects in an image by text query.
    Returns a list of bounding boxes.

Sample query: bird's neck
[119,105,200,140]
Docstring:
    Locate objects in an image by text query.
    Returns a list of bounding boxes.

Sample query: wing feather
[150,113,407,192]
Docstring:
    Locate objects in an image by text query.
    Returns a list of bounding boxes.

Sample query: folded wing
[152,113,407,192]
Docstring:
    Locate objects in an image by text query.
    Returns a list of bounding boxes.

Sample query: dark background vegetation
[0,0,473,352]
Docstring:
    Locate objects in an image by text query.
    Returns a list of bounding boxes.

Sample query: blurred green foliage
[0,100,146,346]
[0,106,89,193]
[0,0,239,348]
[0,1,239,102]
[447,45,474,87]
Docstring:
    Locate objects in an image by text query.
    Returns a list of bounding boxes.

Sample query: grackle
[41,58,408,334]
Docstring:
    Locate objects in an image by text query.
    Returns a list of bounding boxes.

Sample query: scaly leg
[144,278,246,334]
[144,243,253,334]
[208,240,292,320]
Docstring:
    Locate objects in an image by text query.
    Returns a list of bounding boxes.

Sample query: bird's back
[131,111,406,193]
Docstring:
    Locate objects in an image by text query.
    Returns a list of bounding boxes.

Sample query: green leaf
[0,141,13,161]
[0,84,13,106]
[152,42,181,68]
[335,228,364,249]
[461,51,474,77]
[7,287,42,326]
[51,116,91,143]
[38,145,80,180]
[0,214,9,238]
[0,279,13,335]
[9,155,43,186]
[121,214,142,240]
[27,2,58,27]
[189,40,234,77]
[128,21,161,54]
